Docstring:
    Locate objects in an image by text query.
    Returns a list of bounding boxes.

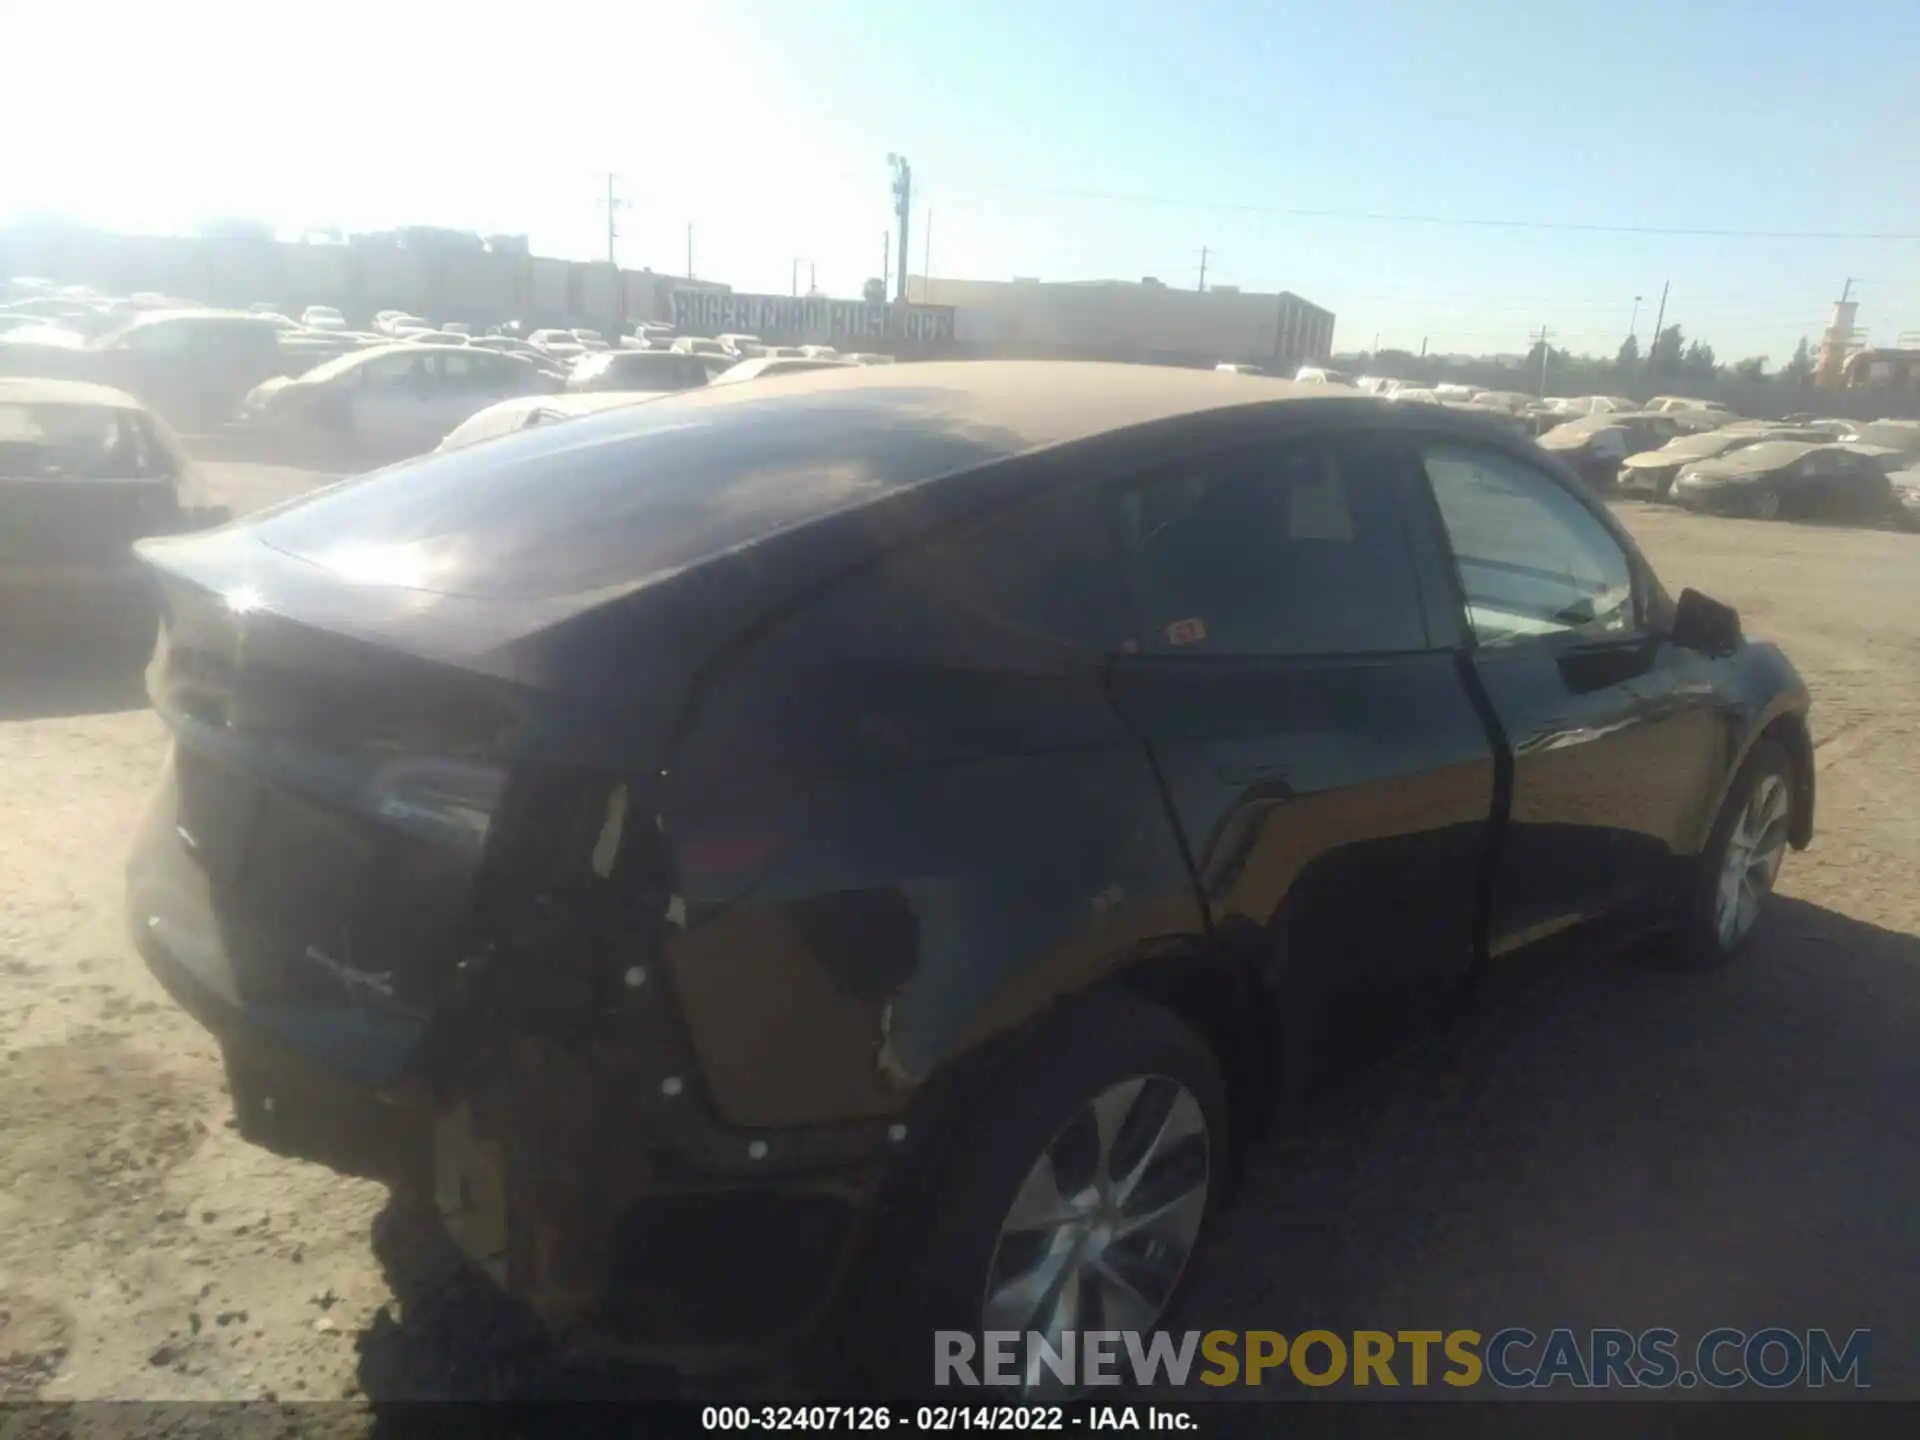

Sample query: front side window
[1420,442,1635,647]
[1110,439,1429,657]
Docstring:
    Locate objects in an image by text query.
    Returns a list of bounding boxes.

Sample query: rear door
[1104,434,1496,1052]
[1410,438,1730,956]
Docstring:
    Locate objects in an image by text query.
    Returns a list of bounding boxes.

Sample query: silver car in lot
[242,344,558,460]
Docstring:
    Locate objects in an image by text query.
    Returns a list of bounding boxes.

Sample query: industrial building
[907,274,1335,371]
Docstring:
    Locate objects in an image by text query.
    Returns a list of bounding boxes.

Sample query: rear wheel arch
[1757,710,1815,849]
[1102,939,1280,1199]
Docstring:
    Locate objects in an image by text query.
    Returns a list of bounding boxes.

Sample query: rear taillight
[363,758,508,854]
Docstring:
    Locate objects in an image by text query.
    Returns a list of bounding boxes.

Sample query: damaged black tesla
[125,362,1815,1393]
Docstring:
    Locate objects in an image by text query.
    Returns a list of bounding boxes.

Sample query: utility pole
[882,231,891,303]
[809,262,817,297]
[594,173,627,265]
[888,154,912,304]
[791,258,801,298]
[923,209,933,288]
[686,223,693,280]
[1628,294,1643,342]
[1533,325,1551,397]
[1648,280,1670,369]
[1420,336,1428,358]
[1372,331,1380,352]
[1197,246,1210,293]
[1841,276,1854,304]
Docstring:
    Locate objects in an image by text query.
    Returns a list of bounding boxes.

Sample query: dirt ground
[1,475,1916,1413]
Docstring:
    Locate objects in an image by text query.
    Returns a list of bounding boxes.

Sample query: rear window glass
[0,403,173,480]
[251,389,1026,601]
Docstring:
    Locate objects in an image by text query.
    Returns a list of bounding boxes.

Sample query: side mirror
[1670,587,1741,657]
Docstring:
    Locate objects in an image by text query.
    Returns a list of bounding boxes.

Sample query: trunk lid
[130,526,670,1088]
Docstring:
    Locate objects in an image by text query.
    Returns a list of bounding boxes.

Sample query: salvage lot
[1,470,1918,1410]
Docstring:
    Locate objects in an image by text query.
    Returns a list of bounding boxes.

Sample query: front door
[1104,434,1497,1060]
[1410,438,1731,957]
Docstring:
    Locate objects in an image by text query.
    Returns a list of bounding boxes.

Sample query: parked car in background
[1545,394,1636,418]
[1468,391,1537,413]
[716,333,765,357]
[1618,429,1789,499]
[241,343,559,460]
[399,331,472,346]
[1834,442,1912,474]
[799,344,841,360]
[301,305,348,331]
[0,378,224,644]
[374,312,432,337]
[528,329,588,363]
[571,329,609,350]
[126,361,1815,1394]
[0,309,286,430]
[1216,363,1268,376]
[435,390,670,452]
[1661,409,1738,436]
[1842,419,1920,454]
[1294,365,1355,385]
[471,335,551,363]
[566,350,711,395]
[846,353,896,365]
[1646,396,1736,418]
[671,335,731,357]
[1537,413,1680,486]
[441,322,473,337]
[1890,468,1920,526]
[708,355,855,385]
[1672,440,1907,522]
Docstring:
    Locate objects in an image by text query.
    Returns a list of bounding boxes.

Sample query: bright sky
[7,0,1919,364]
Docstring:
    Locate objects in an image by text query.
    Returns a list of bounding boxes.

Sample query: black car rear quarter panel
[654,473,1207,1132]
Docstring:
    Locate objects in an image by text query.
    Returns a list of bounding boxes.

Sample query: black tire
[842,990,1229,1396]
[1750,485,1782,521]
[1668,739,1795,970]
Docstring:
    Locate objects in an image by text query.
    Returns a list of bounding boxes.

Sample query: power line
[930,181,1920,242]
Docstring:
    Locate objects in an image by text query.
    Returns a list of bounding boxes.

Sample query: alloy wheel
[1752,487,1782,521]
[1716,771,1790,948]
[980,1075,1211,1394]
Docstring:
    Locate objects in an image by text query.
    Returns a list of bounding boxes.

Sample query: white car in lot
[708,355,855,385]
[528,329,588,363]
[716,333,765,357]
[373,311,433,337]
[300,305,347,331]
[434,390,669,453]
[242,343,559,458]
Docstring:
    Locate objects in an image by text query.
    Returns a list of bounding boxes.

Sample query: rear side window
[675,484,1134,785]
[1109,439,1429,657]
[1420,442,1635,646]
